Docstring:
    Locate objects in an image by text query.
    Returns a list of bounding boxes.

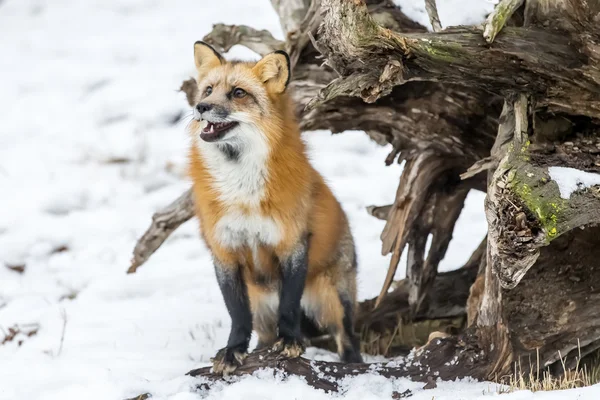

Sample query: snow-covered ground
[1,0,599,399]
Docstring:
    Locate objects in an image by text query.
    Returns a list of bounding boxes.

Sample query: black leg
[275,238,309,356]
[212,262,253,374]
[340,294,363,363]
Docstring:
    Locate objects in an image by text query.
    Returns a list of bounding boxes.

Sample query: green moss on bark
[507,140,567,242]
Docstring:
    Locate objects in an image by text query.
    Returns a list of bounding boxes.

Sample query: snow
[1,0,599,399]
[548,166,600,199]
[393,0,497,31]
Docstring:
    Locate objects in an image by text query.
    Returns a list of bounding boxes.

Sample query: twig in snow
[5,263,25,274]
[57,308,67,356]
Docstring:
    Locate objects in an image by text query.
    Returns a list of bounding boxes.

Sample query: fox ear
[252,50,291,94]
[194,41,223,78]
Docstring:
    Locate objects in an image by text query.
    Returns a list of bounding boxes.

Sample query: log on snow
[186,334,488,393]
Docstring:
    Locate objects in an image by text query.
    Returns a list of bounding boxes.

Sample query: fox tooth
[210,124,214,133]
[200,120,208,129]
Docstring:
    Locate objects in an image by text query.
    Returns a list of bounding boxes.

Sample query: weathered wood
[312,0,600,118]
[486,94,600,289]
[460,157,494,180]
[270,0,311,38]
[424,0,442,32]
[465,238,488,326]
[366,204,392,221]
[475,96,526,379]
[285,0,322,68]
[466,225,600,380]
[470,88,600,378]
[301,238,483,357]
[358,259,479,356]
[202,23,285,56]
[376,152,467,310]
[503,225,600,374]
[414,185,469,309]
[483,0,524,43]
[378,152,445,307]
[484,94,538,290]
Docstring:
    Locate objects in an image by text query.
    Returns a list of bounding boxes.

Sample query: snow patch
[548,166,600,199]
[393,0,497,31]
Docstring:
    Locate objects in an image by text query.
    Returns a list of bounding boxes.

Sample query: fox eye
[205,86,212,96]
[233,88,246,98]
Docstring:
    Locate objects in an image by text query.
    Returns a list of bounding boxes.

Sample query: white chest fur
[196,125,281,249]
[214,210,281,249]
[197,125,269,207]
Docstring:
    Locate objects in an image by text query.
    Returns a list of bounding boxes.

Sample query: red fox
[187,41,363,374]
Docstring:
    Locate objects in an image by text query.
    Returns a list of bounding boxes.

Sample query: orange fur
[187,44,360,361]
[188,66,345,277]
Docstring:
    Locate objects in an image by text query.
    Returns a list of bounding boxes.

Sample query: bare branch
[270,0,312,37]
[128,189,195,274]
[409,185,468,312]
[460,156,494,180]
[179,78,198,108]
[202,23,284,56]
[375,152,460,308]
[366,204,392,220]
[424,0,442,32]
[57,308,67,356]
[483,0,524,43]
[287,0,323,68]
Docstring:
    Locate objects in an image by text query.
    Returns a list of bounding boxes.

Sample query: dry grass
[499,346,600,393]
[361,320,600,394]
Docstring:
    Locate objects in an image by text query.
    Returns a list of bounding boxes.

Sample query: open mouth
[200,121,239,142]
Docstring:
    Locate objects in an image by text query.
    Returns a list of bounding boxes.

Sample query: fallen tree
[128,0,600,392]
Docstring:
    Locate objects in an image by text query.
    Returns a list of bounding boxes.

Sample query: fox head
[190,41,292,149]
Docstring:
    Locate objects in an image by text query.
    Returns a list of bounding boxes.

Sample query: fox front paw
[210,347,248,375]
[271,337,305,358]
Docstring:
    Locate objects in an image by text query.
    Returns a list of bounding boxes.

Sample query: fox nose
[196,103,212,113]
